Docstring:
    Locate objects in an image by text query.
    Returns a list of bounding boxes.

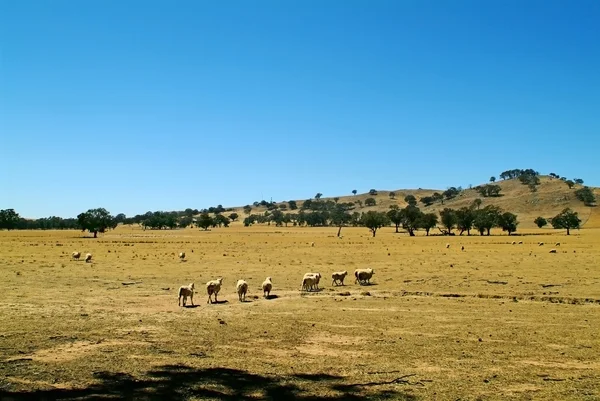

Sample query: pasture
[0,225,599,400]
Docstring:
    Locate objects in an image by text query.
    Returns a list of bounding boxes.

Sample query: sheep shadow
[207,300,229,305]
[183,305,199,309]
[265,294,279,300]
[0,365,417,401]
[356,282,378,287]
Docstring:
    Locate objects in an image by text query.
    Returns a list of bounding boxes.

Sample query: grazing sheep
[461,246,465,251]
[85,253,93,263]
[301,275,317,291]
[549,249,557,253]
[511,241,516,245]
[206,278,224,304]
[236,279,248,302]
[331,271,348,286]
[539,242,544,246]
[302,272,321,290]
[262,277,273,298]
[311,242,315,247]
[179,252,186,261]
[72,251,81,260]
[178,283,195,306]
[354,268,374,285]
[518,241,523,245]
[555,242,561,246]
[446,243,450,249]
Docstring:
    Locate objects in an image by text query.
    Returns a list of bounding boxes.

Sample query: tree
[404,195,417,207]
[387,206,402,233]
[477,184,502,197]
[179,215,194,228]
[365,198,376,207]
[574,187,596,206]
[439,208,457,235]
[400,205,423,236]
[389,192,396,199]
[330,204,351,237]
[551,208,581,235]
[473,205,501,236]
[419,213,438,236]
[361,211,389,237]
[352,189,357,196]
[196,213,214,230]
[229,213,239,222]
[369,189,378,196]
[455,207,475,235]
[565,180,575,189]
[0,209,20,230]
[288,200,298,210]
[243,205,252,215]
[356,199,363,208]
[77,208,114,238]
[333,197,340,203]
[420,196,434,207]
[270,210,285,226]
[113,213,127,225]
[315,193,323,200]
[443,187,459,200]
[574,178,584,185]
[432,192,444,205]
[498,212,519,235]
[490,176,496,182]
[471,198,482,210]
[534,216,547,228]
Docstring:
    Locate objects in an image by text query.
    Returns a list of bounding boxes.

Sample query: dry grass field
[1,223,599,400]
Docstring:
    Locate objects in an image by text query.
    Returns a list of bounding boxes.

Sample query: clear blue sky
[1,0,599,218]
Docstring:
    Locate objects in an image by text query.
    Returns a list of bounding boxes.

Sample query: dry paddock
[0,225,599,401]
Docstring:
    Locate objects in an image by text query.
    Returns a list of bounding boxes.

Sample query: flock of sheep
[176,268,375,307]
[72,251,92,263]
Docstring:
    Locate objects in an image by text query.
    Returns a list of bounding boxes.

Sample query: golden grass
[1,224,599,400]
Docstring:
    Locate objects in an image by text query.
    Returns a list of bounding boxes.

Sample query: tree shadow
[0,365,418,401]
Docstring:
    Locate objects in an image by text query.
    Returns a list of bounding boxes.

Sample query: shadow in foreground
[0,365,418,401]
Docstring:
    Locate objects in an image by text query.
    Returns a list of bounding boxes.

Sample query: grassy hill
[227,176,599,229]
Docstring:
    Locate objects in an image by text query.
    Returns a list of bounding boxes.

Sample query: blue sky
[1,0,599,218]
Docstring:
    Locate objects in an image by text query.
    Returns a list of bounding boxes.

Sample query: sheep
[446,243,450,249]
[179,252,186,261]
[549,249,557,253]
[518,241,523,245]
[301,272,321,291]
[306,272,322,290]
[461,245,465,251]
[301,275,317,292]
[354,268,374,285]
[311,242,315,247]
[511,241,516,245]
[331,271,348,286]
[85,253,93,263]
[555,242,561,246]
[262,277,273,298]
[178,283,195,306]
[72,251,81,260]
[206,278,224,304]
[236,279,248,302]
[539,242,544,246]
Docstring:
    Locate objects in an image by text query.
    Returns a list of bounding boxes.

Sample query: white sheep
[446,243,450,249]
[539,242,544,246]
[331,271,348,286]
[301,275,317,292]
[354,268,374,285]
[72,251,81,260]
[236,279,248,302]
[518,241,523,245]
[262,277,273,298]
[511,241,516,245]
[549,249,557,253]
[303,272,321,290]
[85,253,93,263]
[179,252,186,261]
[178,283,195,306]
[555,242,561,246]
[206,278,223,304]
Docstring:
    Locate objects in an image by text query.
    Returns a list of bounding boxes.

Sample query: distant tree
[365,198,377,207]
[432,192,444,205]
[315,193,323,200]
[282,213,292,227]
[420,196,434,207]
[534,216,548,228]
[471,198,483,210]
[331,204,351,237]
[302,199,313,210]
[490,176,496,182]
[196,213,214,231]
[113,213,127,225]
[77,208,114,238]
[443,187,460,200]
[477,184,502,197]
[252,201,260,207]
[361,211,389,237]
[179,215,193,228]
[551,208,581,235]
[0,209,20,230]
[560,177,567,181]
[498,212,519,235]
[387,206,402,233]
[549,173,559,179]
[574,187,596,206]
[419,213,438,236]
[473,205,501,236]
[439,208,457,235]
[404,195,417,207]
[369,189,378,196]
[565,180,575,189]
[455,207,475,235]
[288,200,298,210]
[270,209,285,227]
[333,197,340,203]
[229,213,239,222]
[389,192,396,199]
[400,205,423,236]
[243,205,252,215]
[352,189,357,196]
[574,178,584,185]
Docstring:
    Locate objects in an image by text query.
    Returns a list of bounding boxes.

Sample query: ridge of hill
[228,176,599,229]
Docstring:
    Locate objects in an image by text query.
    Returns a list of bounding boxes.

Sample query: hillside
[228,176,599,229]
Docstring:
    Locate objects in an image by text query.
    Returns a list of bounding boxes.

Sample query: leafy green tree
[420,196,434,207]
[365,198,377,207]
[243,205,252,215]
[333,197,340,203]
[369,189,378,196]
[498,212,519,235]
[350,212,362,226]
[361,211,389,237]
[400,205,423,236]
[439,208,457,235]
[315,193,323,200]
[432,192,443,204]
[419,213,438,236]
[352,189,357,196]
[331,204,351,237]
[574,187,596,206]
[471,198,482,210]
[551,208,581,235]
[473,205,501,236]
[77,208,114,238]
[574,178,584,185]
[228,213,239,222]
[0,209,20,230]
[389,192,396,199]
[387,206,402,233]
[455,207,475,235]
[196,213,214,230]
[270,209,285,226]
[179,215,193,228]
[114,213,127,224]
[490,176,496,182]
[443,187,459,200]
[404,195,417,207]
[565,180,575,189]
[534,216,547,228]
[288,200,298,210]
